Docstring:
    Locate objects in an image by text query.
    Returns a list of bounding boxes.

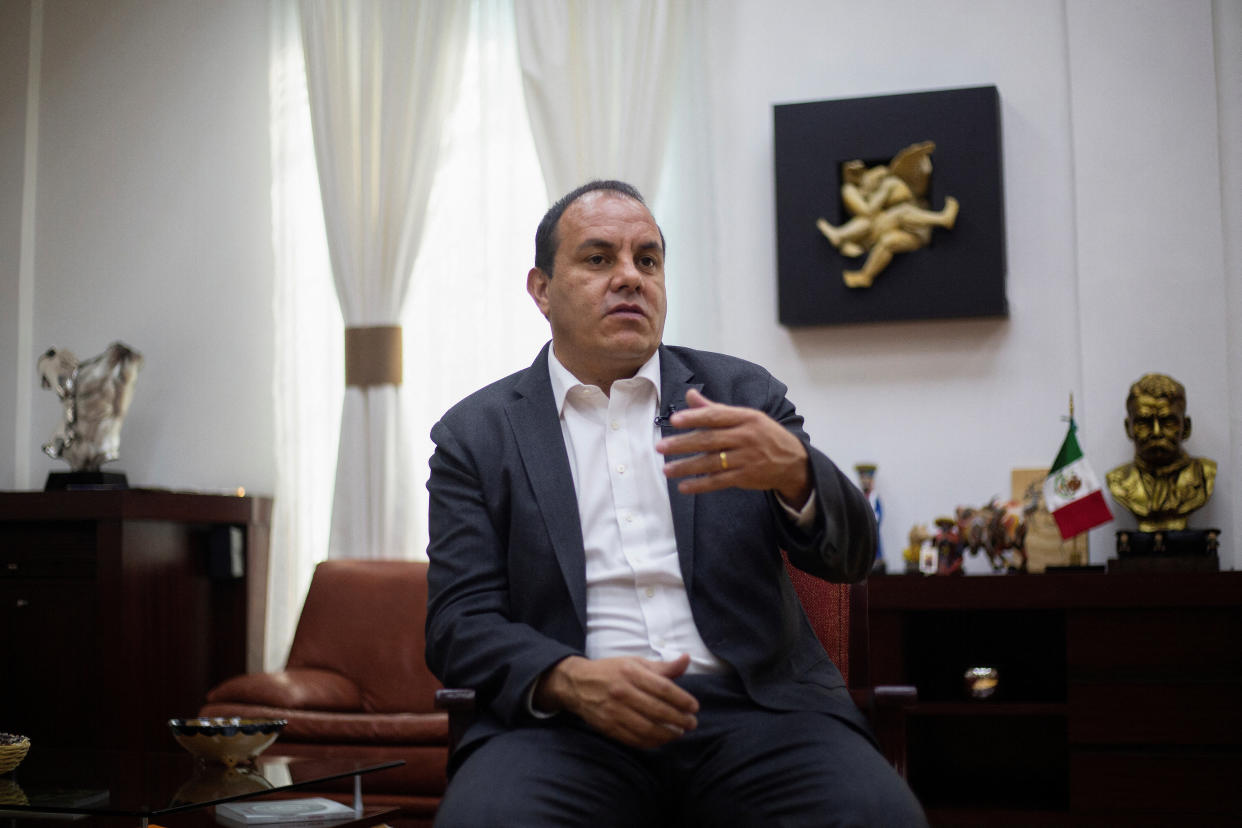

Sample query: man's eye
[587,254,607,265]
[639,256,658,268]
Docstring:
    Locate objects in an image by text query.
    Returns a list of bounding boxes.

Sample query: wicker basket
[0,736,30,775]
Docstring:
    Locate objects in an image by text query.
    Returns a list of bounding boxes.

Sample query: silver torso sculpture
[38,342,143,472]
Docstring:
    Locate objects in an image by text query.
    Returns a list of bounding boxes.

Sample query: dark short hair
[533,180,665,276]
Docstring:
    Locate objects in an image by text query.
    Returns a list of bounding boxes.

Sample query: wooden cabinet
[0,490,270,752]
[869,572,1242,825]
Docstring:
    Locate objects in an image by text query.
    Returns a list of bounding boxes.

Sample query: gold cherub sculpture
[816,141,959,288]
[1105,373,1216,531]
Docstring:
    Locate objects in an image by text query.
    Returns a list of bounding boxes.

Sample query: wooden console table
[0,489,271,752]
[869,571,1242,825]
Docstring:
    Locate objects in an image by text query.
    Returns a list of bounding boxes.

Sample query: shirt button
[617,464,626,474]
[644,586,655,598]
[624,512,634,524]
[610,420,620,430]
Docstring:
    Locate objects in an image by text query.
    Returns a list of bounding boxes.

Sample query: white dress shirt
[548,349,730,674]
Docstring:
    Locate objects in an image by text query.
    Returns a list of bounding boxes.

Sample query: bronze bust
[1105,373,1216,532]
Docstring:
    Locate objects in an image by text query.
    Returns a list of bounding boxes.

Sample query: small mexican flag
[1043,418,1113,539]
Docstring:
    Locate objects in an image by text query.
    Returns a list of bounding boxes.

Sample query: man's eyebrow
[572,238,663,255]
[574,238,618,253]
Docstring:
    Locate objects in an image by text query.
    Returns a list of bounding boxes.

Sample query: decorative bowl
[963,666,1000,700]
[168,718,286,767]
[0,734,30,775]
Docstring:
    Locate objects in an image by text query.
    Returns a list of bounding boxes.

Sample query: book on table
[214,797,356,826]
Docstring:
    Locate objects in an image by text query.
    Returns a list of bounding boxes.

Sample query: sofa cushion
[206,668,363,712]
[199,702,449,745]
[286,560,441,714]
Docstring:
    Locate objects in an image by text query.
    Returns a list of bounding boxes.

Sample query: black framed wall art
[774,85,1007,326]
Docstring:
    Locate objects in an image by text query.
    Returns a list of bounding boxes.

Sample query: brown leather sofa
[199,559,447,823]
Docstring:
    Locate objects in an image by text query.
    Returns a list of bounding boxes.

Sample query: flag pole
[1069,532,1083,567]
[1047,390,1112,562]
[1066,392,1082,565]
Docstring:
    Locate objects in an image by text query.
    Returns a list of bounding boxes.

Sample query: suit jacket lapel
[507,345,588,629]
[658,346,704,592]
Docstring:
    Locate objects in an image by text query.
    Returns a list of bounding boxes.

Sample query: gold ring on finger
[719,451,729,471]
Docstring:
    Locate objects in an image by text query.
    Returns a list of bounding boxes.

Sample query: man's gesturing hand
[657,389,812,508]
[533,654,699,749]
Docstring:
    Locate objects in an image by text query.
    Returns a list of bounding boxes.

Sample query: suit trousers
[435,673,927,828]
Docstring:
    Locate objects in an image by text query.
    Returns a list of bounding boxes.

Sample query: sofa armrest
[207,668,363,712]
[869,685,917,778]
[434,688,476,753]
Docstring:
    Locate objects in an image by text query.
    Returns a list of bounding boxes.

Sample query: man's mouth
[607,303,645,318]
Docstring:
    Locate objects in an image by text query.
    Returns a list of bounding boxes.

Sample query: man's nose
[1152,419,1162,436]
[611,260,642,291]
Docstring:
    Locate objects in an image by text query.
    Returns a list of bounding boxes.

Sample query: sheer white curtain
[268,0,548,667]
[267,1,342,670]
[404,0,551,557]
[301,0,470,562]
[513,0,689,202]
[646,0,720,350]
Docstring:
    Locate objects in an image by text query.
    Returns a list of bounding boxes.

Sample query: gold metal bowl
[168,718,286,767]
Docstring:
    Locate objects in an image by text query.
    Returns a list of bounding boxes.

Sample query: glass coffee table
[0,748,403,828]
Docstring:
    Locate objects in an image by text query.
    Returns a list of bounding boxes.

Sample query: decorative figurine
[955,496,1032,573]
[907,492,1035,576]
[1105,373,1216,532]
[854,463,885,573]
[932,516,963,575]
[903,524,931,574]
[38,342,143,485]
[815,141,959,288]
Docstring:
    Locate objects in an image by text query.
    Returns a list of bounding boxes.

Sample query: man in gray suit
[426,180,925,826]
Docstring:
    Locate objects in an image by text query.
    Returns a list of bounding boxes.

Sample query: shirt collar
[547,346,662,416]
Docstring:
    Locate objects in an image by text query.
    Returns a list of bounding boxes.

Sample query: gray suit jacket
[424,344,876,755]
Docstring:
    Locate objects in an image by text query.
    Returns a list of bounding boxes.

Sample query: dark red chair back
[782,553,870,689]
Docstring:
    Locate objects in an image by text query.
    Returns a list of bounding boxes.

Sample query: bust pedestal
[1109,528,1220,572]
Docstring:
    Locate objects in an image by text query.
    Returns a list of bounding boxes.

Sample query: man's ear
[527,267,551,319]
[1182,415,1192,441]
[1124,418,1134,440]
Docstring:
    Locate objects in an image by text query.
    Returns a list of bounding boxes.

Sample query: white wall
[1067,0,1236,560]
[3,0,1237,568]
[690,0,1239,568]
[6,0,275,495]
[1220,0,1242,570]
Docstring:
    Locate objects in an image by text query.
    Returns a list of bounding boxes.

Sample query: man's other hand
[533,654,699,749]
[657,388,812,507]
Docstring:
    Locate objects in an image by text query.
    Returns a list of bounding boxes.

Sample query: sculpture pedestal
[1109,528,1220,572]
[44,470,129,491]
